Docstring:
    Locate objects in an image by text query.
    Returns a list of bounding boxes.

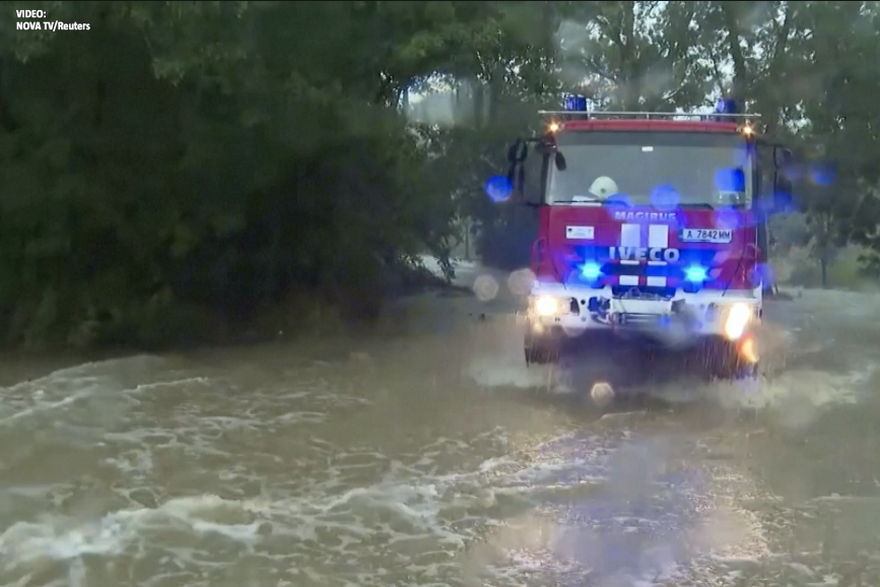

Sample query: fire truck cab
[508,98,792,379]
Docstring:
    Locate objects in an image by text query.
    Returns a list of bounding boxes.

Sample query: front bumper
[526,284,760,344]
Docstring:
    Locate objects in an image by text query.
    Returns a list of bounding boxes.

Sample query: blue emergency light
[715,98,738,115]
[580,261,602,281]
[564,94,588,112]
[684,265,709,283]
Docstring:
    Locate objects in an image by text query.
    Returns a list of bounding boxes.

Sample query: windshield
[548,131,753,209]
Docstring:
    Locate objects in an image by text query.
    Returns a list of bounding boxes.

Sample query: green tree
[0,0,569,348]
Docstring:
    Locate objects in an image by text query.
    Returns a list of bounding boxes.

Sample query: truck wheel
[702,337,759,381]
[733,362,760,380]
[525,343,559,365]
[524,323,559,366]
[698,338,737,380]
[733,332,760,381]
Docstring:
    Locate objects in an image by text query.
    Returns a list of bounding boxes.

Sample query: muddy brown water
[1,263,880,587]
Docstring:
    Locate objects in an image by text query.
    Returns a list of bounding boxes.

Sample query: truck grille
[611,285,676,300]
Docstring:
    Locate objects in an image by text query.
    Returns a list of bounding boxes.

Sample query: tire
[701,336,759,381]
[524,321,559,366]
[525,343,559,365]
[732,360,760,381]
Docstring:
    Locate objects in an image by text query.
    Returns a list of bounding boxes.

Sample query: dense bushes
[0,1,521,349]
[5,1,880,348]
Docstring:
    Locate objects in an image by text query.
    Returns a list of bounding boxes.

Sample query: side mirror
[774,147,793,168]
[774,174,792,191]
[744,243,760,262]
[771,171,793,214]
[506,163,527,203]
[554,151,567,171]
[506,140,530,203]
[770,146,794,214]
[507,139,528,164]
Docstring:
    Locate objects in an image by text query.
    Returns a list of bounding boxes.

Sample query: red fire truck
[507,98,793,379]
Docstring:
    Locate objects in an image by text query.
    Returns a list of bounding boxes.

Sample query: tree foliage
[1,0,880,348]
[0,0,567,348]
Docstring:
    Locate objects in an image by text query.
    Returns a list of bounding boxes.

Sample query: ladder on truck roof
[537,110,761,122]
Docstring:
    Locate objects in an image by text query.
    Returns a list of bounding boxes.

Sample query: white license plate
[680,228,733,244]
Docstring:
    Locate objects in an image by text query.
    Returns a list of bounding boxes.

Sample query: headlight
[723,303,752,340]
[534,296,560,316]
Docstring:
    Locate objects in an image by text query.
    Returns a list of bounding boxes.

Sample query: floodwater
[2,261,880,587]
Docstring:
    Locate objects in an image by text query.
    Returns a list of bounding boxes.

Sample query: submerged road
[1,260,880,587]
